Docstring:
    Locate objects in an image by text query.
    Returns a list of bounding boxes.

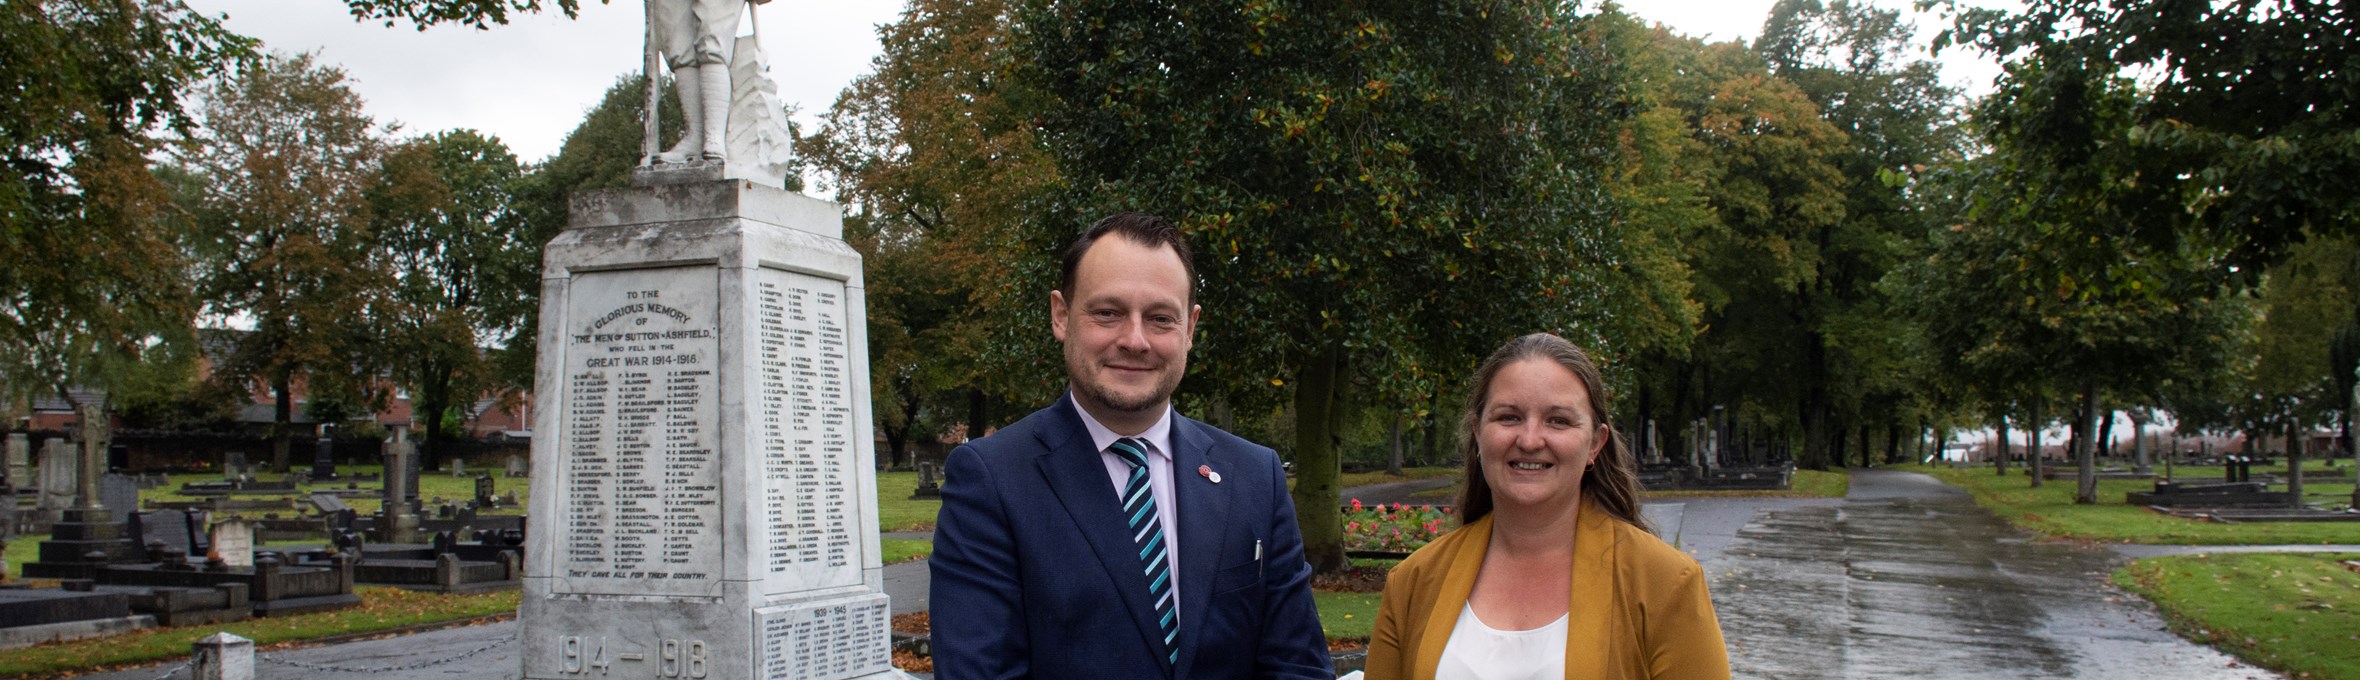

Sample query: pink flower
[1350,498,1363,512]
[1347,521,1361,533]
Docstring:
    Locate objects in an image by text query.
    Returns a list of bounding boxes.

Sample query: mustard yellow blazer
[1365,505,1731,680]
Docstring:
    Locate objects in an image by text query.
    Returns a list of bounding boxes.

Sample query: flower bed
[1341,499,1453,554]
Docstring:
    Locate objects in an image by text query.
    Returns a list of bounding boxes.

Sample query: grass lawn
[876,470,943,531]
[2113,552,2360,680]
[1915,463,2360,544]
[0,586,519,678]
[1315,591,1382,641]
[881,537,932,564]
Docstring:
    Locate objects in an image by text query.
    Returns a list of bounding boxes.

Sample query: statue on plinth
[643,0,794,187]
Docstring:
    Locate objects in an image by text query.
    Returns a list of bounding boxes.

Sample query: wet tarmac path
[1707,469,2278,680]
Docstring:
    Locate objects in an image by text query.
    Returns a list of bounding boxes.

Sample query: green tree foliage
[1935,0,2360,268]
[497,74,677,391]
[182,52,391,471]
[799,0,1058,461]
[1600,10,1850,468]
[1,0,252,407]
[370,129,528,465]
[999,0,1644,572]
[1895,53,2244,503]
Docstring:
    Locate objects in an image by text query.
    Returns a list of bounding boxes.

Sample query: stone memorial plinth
[520,179,896,679]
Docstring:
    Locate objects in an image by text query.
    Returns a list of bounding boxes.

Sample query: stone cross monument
[520,40,903,672]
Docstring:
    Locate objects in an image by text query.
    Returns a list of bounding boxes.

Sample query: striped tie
[1109,437,1178,665]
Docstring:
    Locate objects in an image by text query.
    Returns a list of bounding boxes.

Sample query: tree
[1,0,252,409]
[1896,52,2245,503]
[1000,0,1648,573]
[370,128,529,466]
[798,0,1059,460]
[1935,0,2360,269]
[182,52,392,472]
[1603,12,1850,470]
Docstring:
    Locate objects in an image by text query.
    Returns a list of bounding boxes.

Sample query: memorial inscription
[559,268,722,596]
[756,268,861,593]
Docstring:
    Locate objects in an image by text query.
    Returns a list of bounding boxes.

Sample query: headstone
[381,438,418,543]
[223,452,246,482]
[38,437,78,516]
[521,181,896,679]
[4,432,28,489]
[211,518,256,568]
[133,509,201,556]
[506,453,529,478]
[99,473,139,515]
[910,461,940,499]
[108,443,129,473]
[312,437,339,480]
[475,475,498,507]
[451,458,466,477]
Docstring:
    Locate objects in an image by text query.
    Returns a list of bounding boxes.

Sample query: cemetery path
[68,470,2321,679]
[1708,468,2281,680]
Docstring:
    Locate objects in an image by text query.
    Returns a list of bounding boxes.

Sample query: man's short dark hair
[1059,212,1197,305]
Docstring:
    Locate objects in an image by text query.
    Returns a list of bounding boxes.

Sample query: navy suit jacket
[929,398,1332,680]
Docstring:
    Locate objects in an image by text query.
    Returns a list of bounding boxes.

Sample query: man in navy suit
[929,213,1332,679]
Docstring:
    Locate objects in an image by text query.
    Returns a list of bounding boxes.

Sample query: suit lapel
[1168,417,1229,678]
[1032,399,1173,675]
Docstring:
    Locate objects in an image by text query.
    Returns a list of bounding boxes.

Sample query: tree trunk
[1858,423,1872,469]
[272,368,294,473]
[2075,385,2098,504]
[2286,419,2304,509]
[967,388,987,442]
[418,361,452,474]
[1290,349,1347,574]
[1386,414,1404,476]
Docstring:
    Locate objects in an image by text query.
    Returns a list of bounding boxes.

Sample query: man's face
[1050,235,1198,431]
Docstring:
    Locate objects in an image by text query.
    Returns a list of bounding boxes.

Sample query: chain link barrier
[253,633,517,674]
[147,659,193,680]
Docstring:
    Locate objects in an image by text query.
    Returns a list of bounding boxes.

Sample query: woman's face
[1477,358,1607,513]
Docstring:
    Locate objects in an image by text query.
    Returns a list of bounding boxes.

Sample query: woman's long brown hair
[1453,333,1648,534]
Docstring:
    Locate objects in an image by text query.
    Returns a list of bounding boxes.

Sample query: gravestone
[474,475,497,508]
[312,438,339,480]
[380,438,420,544]
[222,452,246,482]
[132,509,209,558]
[211,519,255,568]
[520,180,894,679]
[450,458,466,477]
[4,432,28,489]
[37,437,77,519]
[99,474,139,517]
[107,444,128,473]
[506,453,529,478]
[910,461,941,499]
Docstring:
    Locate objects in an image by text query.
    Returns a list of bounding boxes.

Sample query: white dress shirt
[1070,393,1183,618]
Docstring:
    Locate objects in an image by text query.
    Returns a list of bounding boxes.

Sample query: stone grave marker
[107,444,128,473]
[312,437,339,480]
[380,438,420,543]
[5,432,27,489]
[38,437,78,517]
[451,458,466,477]
[133,509,203,556]
[222,452,246,482]
[99,473,139,516]
[910,461,941,499]
[521,178,895,679]
[211,518,255,567]
[474,475,497,508]
[506,453,528,478]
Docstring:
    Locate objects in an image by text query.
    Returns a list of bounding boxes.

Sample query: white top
[1434,602,1569,680]
[1070,393,1183,617]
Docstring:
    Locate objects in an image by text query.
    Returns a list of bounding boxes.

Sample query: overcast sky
[186,0,2001,174]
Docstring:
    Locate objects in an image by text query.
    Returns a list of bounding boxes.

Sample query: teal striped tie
[1109,437,1178,665]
